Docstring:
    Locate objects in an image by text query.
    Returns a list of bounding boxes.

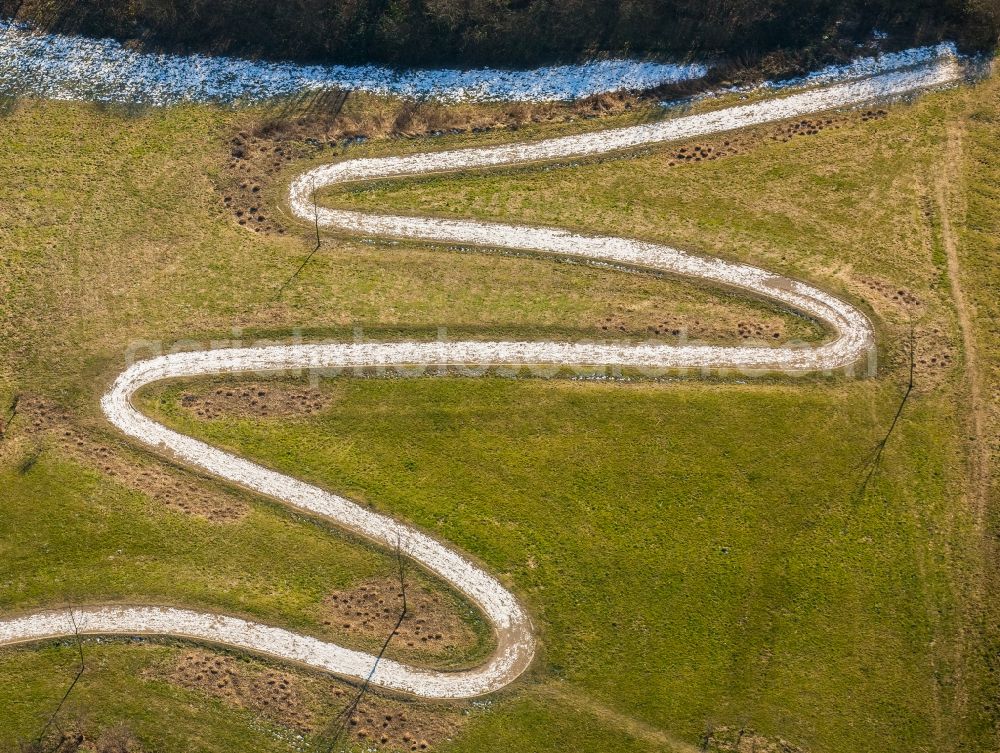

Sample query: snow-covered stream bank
[661,42,963,109]
[0,19,706,104]
[0,19,969,106]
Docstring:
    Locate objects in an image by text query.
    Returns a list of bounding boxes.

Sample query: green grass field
[1,70,998,753]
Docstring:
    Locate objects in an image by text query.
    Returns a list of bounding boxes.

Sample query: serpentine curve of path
[0,53,961,700]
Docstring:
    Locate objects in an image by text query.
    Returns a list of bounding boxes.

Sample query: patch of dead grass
[15,396,248,522]
[704,725,807,753]
[321,577,480,660]
[179,382,332,420]
[153,649,463,749]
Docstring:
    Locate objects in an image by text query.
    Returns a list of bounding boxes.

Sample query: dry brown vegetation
[704,725,807,753]
[20,721,147,753]
[322,578,480,660]
[217,89,643,236]
[11,395,248,522]
[178,383,332,420]
[154,650,463,750]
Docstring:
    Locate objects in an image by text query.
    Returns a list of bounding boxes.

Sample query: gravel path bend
[0,52,961,699]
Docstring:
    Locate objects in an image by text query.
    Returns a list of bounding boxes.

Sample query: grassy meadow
[1,70,998,752]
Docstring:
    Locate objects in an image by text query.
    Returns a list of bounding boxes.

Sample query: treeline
[3,0,998,69]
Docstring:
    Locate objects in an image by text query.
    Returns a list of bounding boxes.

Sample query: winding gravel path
[0,52,961,699]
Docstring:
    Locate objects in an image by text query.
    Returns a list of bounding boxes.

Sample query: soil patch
[664,110,881,168]
[704,726,808,753]
[155,649,462,749]
[179,383,332,420]
[860,277,923,311]
[854,277,956,386]
[160,650,320,733]
[912,324,957,381]
[23,720,146,753]
[322,577,480,660]
[14,396,248,522]
[605,309,792,345]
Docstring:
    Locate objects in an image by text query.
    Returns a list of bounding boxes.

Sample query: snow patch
[0,19,706,104]
[663,43,960,109]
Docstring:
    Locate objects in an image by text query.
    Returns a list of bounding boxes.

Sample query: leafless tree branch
[319,534,408,752]
[273,177,323,300]
[33,610,86,751]
[1,393,21,442]
[855,321,916,501]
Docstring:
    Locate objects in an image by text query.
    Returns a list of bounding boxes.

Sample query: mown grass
[0,641,670,753]
[0,447,494,668]
[1,70,998,752]
[137,370,979,753]
[953,69,1000,740]
[321,88,960,341]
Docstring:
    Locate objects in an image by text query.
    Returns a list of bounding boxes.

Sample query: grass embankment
[1,72,998,752]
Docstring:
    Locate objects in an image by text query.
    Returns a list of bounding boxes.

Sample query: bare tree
[273,177,323,300]
[0,393,20,441]
[318,536,409,752]
[855,321,916,502]
[30,611,86,752]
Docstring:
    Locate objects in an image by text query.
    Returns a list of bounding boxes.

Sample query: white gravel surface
[0,50,962,699]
